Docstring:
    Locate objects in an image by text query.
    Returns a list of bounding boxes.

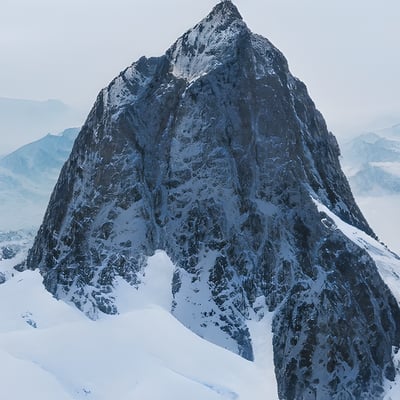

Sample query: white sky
[1,0,400,137]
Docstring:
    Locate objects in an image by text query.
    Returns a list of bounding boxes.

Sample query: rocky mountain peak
[166,1,246,82]
[208,0,243,22]
[27,3,400,399]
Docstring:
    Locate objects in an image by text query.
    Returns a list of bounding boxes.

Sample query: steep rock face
[28,2,400,399]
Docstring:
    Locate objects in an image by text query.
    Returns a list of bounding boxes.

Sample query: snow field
[0,250,277,400]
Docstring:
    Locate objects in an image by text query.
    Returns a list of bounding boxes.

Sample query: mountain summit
[167,1,244,83]
[28,3,400,399]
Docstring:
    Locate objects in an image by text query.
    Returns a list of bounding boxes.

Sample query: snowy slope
[0,128,79,230]
[0,247,277,400]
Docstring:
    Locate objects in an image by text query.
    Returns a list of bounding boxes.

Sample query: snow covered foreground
[2,195,400,399]
[0,249,276,400]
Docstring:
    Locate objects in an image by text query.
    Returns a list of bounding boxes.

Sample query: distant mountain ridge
[0,128,79,230]
[341,124,400,196]
[0,97,83,154]
[339,124,400,254]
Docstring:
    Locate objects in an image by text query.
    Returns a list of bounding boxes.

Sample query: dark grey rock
[1,246,17,260]
[27,2,400,399]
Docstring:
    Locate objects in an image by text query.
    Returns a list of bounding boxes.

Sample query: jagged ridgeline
[27,2,400,399]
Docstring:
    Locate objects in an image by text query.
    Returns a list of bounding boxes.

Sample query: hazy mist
[1,0,399,148]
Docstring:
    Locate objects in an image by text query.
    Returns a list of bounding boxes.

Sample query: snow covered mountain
[341,124,400,196]
[340,125,400,254]
[0,128,79,230]
[26,2,400,399]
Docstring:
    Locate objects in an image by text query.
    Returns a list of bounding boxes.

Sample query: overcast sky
[1,0,400,140]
